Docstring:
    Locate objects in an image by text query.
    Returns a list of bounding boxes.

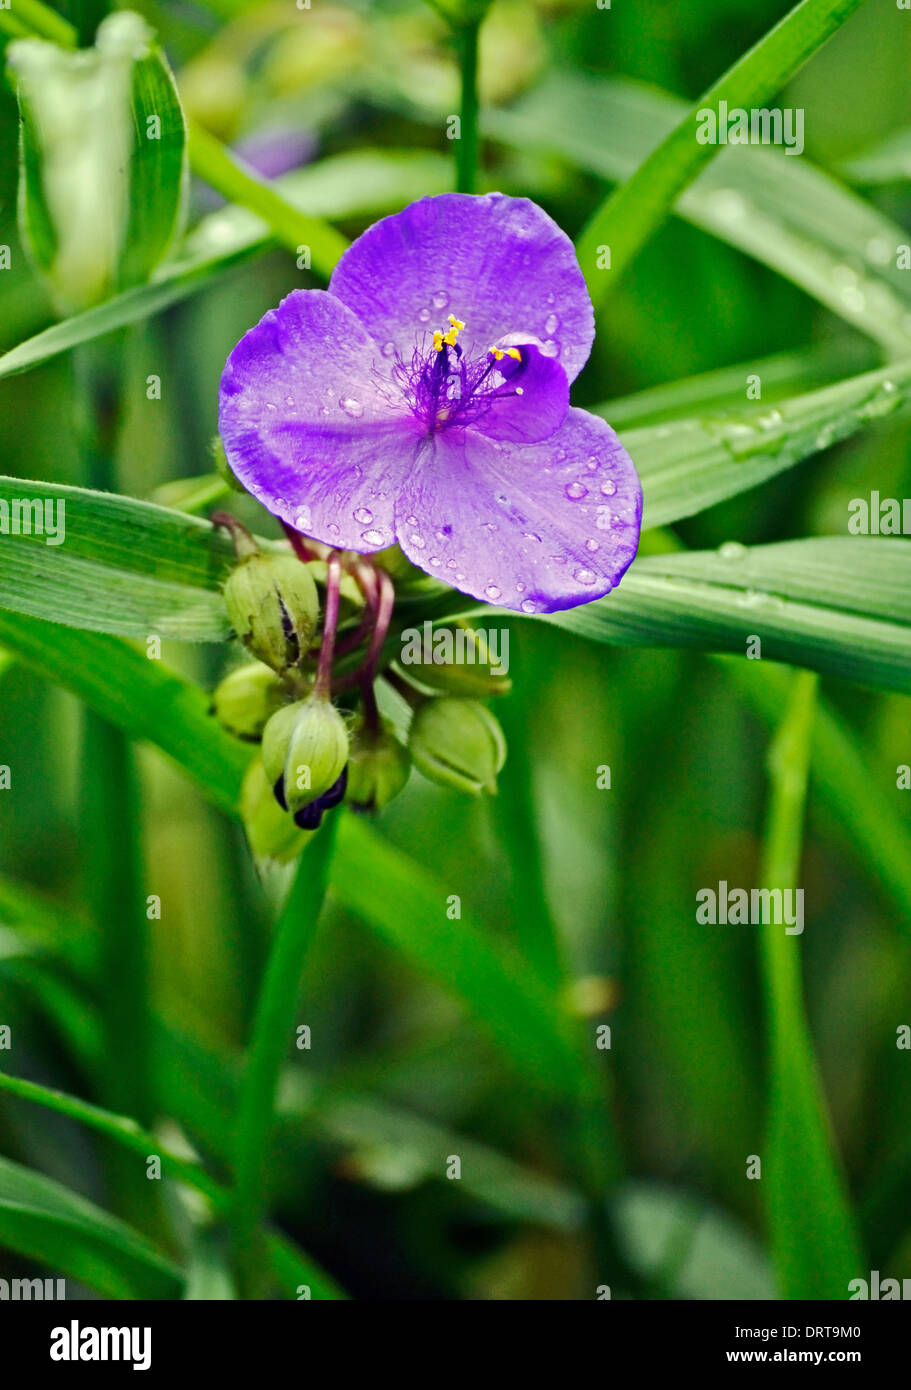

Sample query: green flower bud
[223,551,319,673]
[347,718,411,812]
[7,12,187,314]
[212,661,286,741]
[408,698,506,796]
[262,695,349,815]
[398,625,512,697]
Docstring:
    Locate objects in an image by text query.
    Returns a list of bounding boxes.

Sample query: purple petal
[476,342,569,444]
[395,409,641,613]
[329,193,595,384]
[219,289,414,551]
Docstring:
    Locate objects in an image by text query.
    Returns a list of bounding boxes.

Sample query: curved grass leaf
[600,340,872,431]
[0,1071,347,1299]
[0,611,250,813]
[0,1153,182,1299]
[616,356,911,530]
[0,475,236,639]
[488,72,911,353]
[574,0,870,303]
[551,538,911,696]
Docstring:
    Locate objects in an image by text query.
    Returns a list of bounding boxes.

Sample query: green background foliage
[0,0,908,1300]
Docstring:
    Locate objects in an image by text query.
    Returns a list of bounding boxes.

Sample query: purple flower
[219,193,642,613]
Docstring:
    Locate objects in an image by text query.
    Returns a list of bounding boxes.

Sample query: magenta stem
[314,552,342,700]
[359,569,396,734]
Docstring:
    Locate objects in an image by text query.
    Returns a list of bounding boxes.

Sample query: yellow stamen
[490,346,522,362]
[433,314,466,352]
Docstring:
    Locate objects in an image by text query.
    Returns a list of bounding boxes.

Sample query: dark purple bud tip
[292,766,348,828]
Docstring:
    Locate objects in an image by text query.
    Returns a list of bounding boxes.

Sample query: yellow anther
[489,346,522,362]
[433,314,465,352]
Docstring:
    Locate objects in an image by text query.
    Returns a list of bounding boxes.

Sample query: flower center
[391,315,524,436]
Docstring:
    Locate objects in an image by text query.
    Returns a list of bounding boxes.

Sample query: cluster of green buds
[210,512,509,866]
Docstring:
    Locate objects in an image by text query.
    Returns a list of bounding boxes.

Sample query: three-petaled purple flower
[219,193,642,613]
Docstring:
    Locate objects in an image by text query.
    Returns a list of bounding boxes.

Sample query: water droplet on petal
[600,480,617,496]
[406,515,419,527]
[485,584,502,601]
[381,341,396,358]
[429,556,441,566]
[362,529,386,545]
[432,290,449,309]
[541,339,559,357]
[418,307,431,323]
[565,481,588,500]
[544,313,559,335]
[585,455,600,471]
[339,397,363,418]
[354,507,373,524]
[521,599,537,614]
[574,568,597,585]
[409,533,426,549]
[585,539,599,552]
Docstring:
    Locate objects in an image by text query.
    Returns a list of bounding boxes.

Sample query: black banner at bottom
[1,1298,904,1376]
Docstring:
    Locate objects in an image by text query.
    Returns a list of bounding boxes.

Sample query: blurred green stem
[455,18,481,193]
[75,342,156,1231]
[232,824,336,1299]
[187,120,349,271]
[758,670,862,1297]
[493,628,565,990]
[576,0,868,300]
[0,0,73,45]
